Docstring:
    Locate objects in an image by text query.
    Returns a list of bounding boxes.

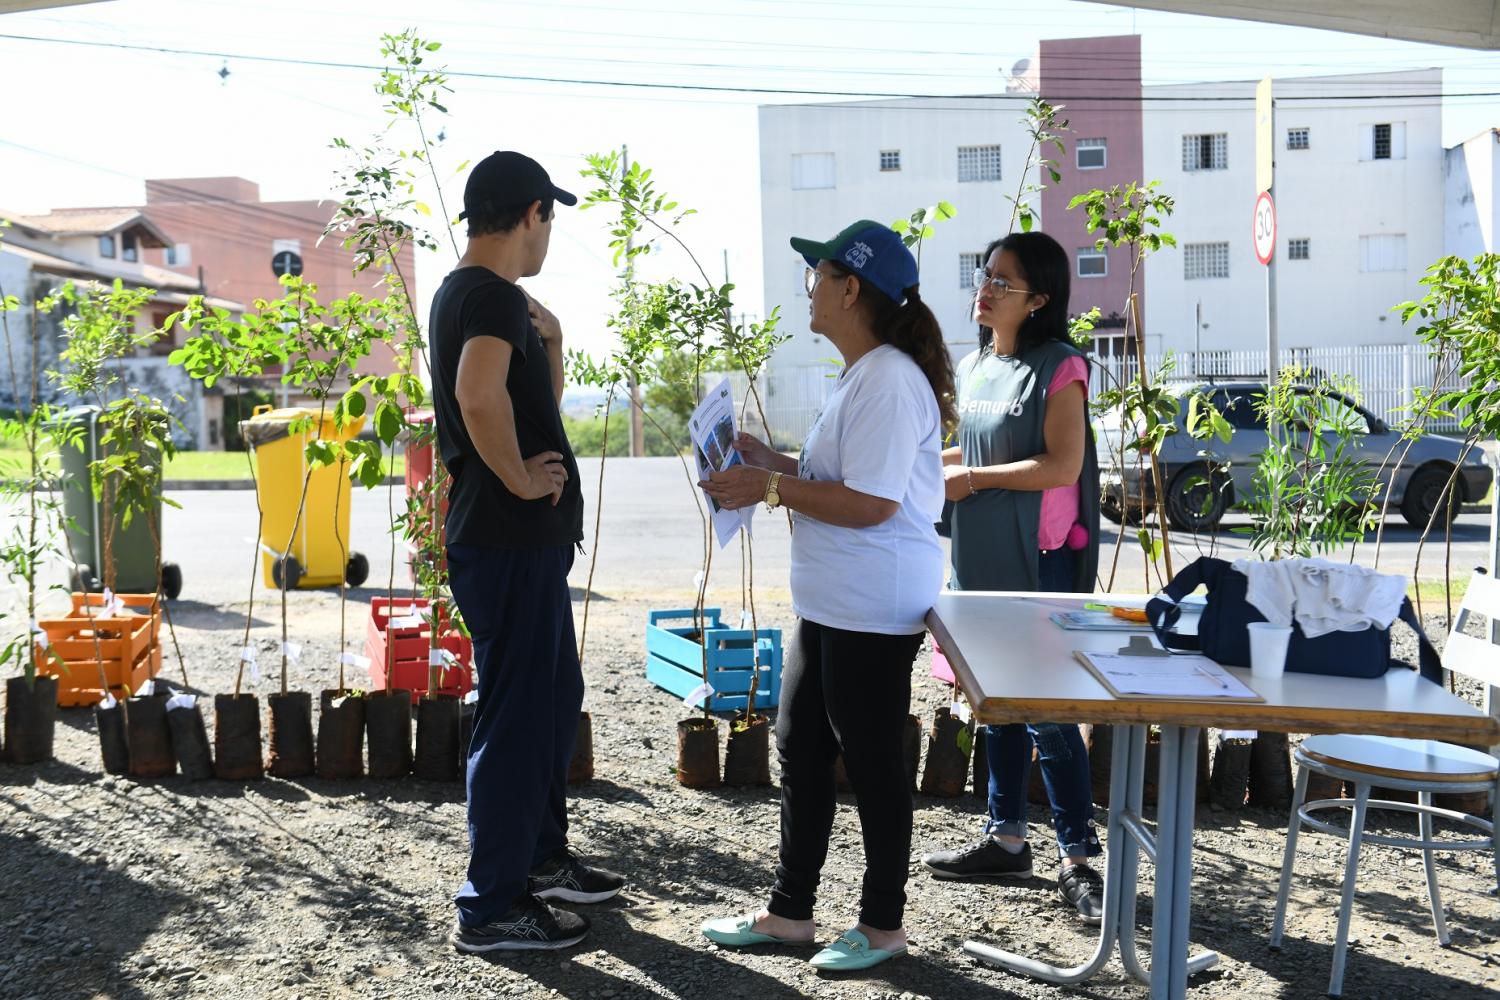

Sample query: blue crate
[645,607,782,712]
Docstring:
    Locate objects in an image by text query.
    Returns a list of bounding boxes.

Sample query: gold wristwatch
[764,471,784,509]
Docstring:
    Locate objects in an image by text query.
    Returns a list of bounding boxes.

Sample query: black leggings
[767,618,924,931]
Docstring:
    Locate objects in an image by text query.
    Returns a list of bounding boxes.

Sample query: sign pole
[1256,77,1278,388]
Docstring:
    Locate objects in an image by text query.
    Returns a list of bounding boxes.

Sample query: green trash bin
[49,405,182,599]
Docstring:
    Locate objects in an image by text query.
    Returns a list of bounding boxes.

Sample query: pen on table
[1194,665,1230,690]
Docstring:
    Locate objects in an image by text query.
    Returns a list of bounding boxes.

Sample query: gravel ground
[3,584,1499,1000]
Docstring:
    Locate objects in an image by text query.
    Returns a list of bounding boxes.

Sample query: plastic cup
[1248,622,1294,679]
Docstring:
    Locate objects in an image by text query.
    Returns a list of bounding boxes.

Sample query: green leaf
[375,401,403,444]
[955,725,973,758]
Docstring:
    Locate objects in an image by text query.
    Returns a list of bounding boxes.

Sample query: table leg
[1117,723,1152,985]
[1148,726,1219,999]
[961,721,1139,982]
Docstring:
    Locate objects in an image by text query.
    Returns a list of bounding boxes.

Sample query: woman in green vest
[918,230,1106,923]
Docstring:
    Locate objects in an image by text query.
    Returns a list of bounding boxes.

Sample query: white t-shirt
[790,344,944,635]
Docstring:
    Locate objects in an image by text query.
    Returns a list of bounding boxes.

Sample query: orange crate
[40,640,161,707]
[42,608,156,667]
[66,592,161,642]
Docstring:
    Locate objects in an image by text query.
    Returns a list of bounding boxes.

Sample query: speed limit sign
[1253,191,1276,265]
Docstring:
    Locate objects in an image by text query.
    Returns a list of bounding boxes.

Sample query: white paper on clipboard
[689,377,755,549]
[1075,651,1262,701]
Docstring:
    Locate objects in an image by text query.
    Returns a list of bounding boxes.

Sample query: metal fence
[1088,344,1472,433]
[753,343,1475,448]
[726,364,840,448]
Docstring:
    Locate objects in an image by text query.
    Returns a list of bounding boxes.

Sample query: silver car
[1096,380,1493,531]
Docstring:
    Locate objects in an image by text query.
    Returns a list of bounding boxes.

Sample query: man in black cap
[429,150,624,953]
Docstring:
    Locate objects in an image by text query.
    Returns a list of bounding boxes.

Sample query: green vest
[949,340,1100,592]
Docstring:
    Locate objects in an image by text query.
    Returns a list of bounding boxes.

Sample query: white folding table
[927,591,1500,1000]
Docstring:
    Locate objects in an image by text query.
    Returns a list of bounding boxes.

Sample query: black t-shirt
[427,266,583,550]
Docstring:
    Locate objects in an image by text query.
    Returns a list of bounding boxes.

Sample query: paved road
[3,456,1491,611]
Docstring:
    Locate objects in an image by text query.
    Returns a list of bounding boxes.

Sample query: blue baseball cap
[791,220,918,303]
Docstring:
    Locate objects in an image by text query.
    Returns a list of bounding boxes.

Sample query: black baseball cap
[458,151,577,221]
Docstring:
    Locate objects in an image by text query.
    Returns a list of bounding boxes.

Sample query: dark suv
[1096,380,1493,531]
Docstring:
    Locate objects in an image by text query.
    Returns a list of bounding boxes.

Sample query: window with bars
[1360,122,1405,161]
[1360,234,1406,272]
[879,149,901,172]
[791,152,836,190]
[1287,127,1310,150]
[1076,138,1107,170]
[1183,242,1230,279]
[1181,133,1228,171]
[957,144,1002,182]
[1077,250,1107,278]
[959,252,983,288]
[1288,238,1310,260]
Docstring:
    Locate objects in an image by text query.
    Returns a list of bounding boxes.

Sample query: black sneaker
[529,850,625,904]
[1058,862,1104,925]
[451,895,590,953]
[920,837,1033,881]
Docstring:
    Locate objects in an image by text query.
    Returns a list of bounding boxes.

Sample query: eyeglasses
[972,269,1030,296]
[804,267,825,297]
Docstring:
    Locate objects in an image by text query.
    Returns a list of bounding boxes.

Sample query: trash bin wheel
[346,551,370,588]
[160,562,183,600]
[272,556,303,591]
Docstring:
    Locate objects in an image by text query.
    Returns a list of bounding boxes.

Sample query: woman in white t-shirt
[698,220,953,972]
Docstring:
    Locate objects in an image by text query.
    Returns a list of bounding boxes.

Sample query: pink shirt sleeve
[1038,356,1089,550]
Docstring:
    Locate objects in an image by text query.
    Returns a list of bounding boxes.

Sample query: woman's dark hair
[828,263,957,434]
[976,230,1072,356]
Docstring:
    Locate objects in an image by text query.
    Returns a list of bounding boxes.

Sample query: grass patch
[0,444,404,481]
[1410,575,1471,607]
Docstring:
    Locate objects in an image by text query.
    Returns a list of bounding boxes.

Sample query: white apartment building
[757,95,1035,371]
[1141,69,1444,356]
[1447,128,1500,259]
[758,40,1486,438]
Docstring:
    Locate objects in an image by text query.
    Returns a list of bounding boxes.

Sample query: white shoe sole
[451,929,588,953]
[534,885,622,904]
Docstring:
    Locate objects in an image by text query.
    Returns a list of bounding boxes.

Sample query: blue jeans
[984,547,1102,859]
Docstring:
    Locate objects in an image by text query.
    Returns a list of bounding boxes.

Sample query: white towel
[1232,558,1406,638]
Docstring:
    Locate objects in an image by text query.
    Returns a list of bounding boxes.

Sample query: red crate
[364,596,472,703]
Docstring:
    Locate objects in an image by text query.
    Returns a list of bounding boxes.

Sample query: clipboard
[1074,650,1265,703]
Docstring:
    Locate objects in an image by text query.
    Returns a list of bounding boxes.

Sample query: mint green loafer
[809,928,907,971]
[701,914,809,948]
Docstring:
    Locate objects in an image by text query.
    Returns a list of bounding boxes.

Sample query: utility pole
[624,144,644,458]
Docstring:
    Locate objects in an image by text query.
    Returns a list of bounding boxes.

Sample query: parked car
[1095,380,1493,531]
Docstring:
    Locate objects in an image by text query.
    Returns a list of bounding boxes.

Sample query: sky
[2,0,1497,363]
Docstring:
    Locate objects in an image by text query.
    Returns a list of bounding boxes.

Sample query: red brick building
[139,176,414,377]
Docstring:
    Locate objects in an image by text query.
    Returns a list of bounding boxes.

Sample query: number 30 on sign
[1252,191,1276,265]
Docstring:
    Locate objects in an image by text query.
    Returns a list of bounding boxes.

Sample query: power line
[1,33,1496,102]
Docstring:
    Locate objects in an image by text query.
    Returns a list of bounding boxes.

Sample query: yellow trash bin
[241,405,369,590]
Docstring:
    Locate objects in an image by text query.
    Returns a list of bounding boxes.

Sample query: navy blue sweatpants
[447,542,582,927]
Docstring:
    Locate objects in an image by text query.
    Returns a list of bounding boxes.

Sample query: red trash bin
[404,410,449,584]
